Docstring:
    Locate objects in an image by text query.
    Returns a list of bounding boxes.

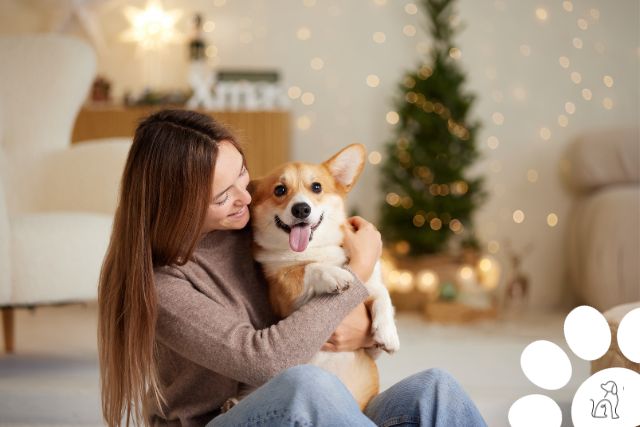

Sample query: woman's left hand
[321,303,376,352]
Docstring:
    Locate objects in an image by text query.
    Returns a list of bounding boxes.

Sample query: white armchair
[0,35,131,352]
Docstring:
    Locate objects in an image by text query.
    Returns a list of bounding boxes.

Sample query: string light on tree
[558,115,569,127]
[577,18,588,30]
[405,3,418,15]
[570,72,582,84]
[573,37,583,49]
[488,240,500,254]
[539,127,551,140]
[366,74,381,87]
[297,115,311,130]
[373,31,386,43]
[603,75,614,87]
[386,111,400,124]
[288,86,302,99]
[296,27,311,40]
[368,151,382,165]
[513,210,525,224]
[535,8,548,22]
[519,44,531,56]
[310,57,324,70]
[301,92,315,105]
[403,25,417,37]
[565,102,576,114]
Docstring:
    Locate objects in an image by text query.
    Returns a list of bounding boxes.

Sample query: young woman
[98,109,486,427]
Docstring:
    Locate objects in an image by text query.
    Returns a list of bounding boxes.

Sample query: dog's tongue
[289,224,311,252]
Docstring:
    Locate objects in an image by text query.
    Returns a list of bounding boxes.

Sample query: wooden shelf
[72,105,290,179]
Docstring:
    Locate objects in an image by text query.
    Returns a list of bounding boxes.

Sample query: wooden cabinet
[72,106,290,178]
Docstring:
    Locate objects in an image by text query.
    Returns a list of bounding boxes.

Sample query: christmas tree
[379,0,486,256]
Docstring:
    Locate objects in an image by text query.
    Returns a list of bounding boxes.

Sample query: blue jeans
[207,364,487,426]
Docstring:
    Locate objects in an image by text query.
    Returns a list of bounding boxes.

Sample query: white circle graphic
[521,340,572,390]
[618,308,640,363]
[509,394,562,427]
[564,305,611,361]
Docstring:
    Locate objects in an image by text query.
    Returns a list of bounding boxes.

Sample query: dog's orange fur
[265,263,310,318]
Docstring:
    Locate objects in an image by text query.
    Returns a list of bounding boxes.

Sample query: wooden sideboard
[72,106,290,178]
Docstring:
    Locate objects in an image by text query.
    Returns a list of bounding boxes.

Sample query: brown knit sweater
[147,225,370,426]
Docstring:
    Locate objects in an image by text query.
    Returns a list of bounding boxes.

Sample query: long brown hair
[97,110,242,426]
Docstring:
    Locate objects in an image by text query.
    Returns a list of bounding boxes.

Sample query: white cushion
[10,212,112,305]
[564,128,640,192]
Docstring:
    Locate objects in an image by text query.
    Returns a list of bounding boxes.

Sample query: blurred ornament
[186,13,215,109]
[90,75,112,103]
[417,269,440,301]
[440,281,457,300]
[503,241,533,311]
[477,255,501,290]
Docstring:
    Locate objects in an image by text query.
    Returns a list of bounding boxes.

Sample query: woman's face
[202,141,252,233]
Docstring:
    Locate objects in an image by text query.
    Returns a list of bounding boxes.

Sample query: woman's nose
[235,186,252,205]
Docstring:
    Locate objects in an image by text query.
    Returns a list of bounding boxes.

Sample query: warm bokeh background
[4,0,635,308]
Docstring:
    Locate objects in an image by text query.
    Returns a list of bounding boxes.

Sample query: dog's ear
[323,144,366,192]
[247,179,258,197]
[612,383,617,394]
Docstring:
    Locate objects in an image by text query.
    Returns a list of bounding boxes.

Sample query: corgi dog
[246,143,400,410]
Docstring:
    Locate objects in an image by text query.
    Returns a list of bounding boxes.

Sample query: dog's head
[601,381,618,395]
[249,144,365,252]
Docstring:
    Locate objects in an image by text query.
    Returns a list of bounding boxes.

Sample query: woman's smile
[228,205,249,219]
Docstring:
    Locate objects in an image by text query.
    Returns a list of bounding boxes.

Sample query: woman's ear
[323,144,366,192]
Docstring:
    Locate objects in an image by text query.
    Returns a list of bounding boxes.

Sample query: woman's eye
[311,182,322,193]
[215,193,229,205]
[274,185,287,197]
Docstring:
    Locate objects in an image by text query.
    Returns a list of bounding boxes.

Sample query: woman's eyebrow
[213,161,245,200]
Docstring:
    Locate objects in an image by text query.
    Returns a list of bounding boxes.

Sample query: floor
[0,303,589,426]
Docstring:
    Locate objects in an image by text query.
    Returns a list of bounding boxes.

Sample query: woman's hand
[321,303,375,352]
[343,216,382,283]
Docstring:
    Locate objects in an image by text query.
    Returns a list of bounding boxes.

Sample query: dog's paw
[307,264,353,294]
[372,316,400,354]
[221,397,239,413]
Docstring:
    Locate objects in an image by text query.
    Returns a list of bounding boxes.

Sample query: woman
[98,109,486,427]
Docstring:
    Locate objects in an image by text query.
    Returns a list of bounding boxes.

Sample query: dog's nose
[291,202,311,219]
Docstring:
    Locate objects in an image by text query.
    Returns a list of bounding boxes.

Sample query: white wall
[1,0,638,309]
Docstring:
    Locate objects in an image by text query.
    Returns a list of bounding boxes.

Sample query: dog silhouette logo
[590,380,620,419]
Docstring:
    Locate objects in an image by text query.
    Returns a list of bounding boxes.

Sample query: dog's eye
[311,182,322,193]
[274,184,287,197]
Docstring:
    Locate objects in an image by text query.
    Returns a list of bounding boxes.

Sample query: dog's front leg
[304,263,354,295]
[365,263,400,354]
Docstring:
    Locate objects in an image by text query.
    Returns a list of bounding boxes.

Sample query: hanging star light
[120,0,183,51]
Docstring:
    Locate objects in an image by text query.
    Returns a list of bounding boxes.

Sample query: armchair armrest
[39,138,132,214]
[0,148,11,304]
[563,128,640,193]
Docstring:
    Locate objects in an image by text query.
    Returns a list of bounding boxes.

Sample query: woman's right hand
[342,216,382,283]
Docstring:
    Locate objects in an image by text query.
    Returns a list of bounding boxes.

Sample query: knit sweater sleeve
[154,270,370,387]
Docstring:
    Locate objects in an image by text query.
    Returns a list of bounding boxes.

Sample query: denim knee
[419,368,455,383]
[409,368,462,396]
[272,364,343,394]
